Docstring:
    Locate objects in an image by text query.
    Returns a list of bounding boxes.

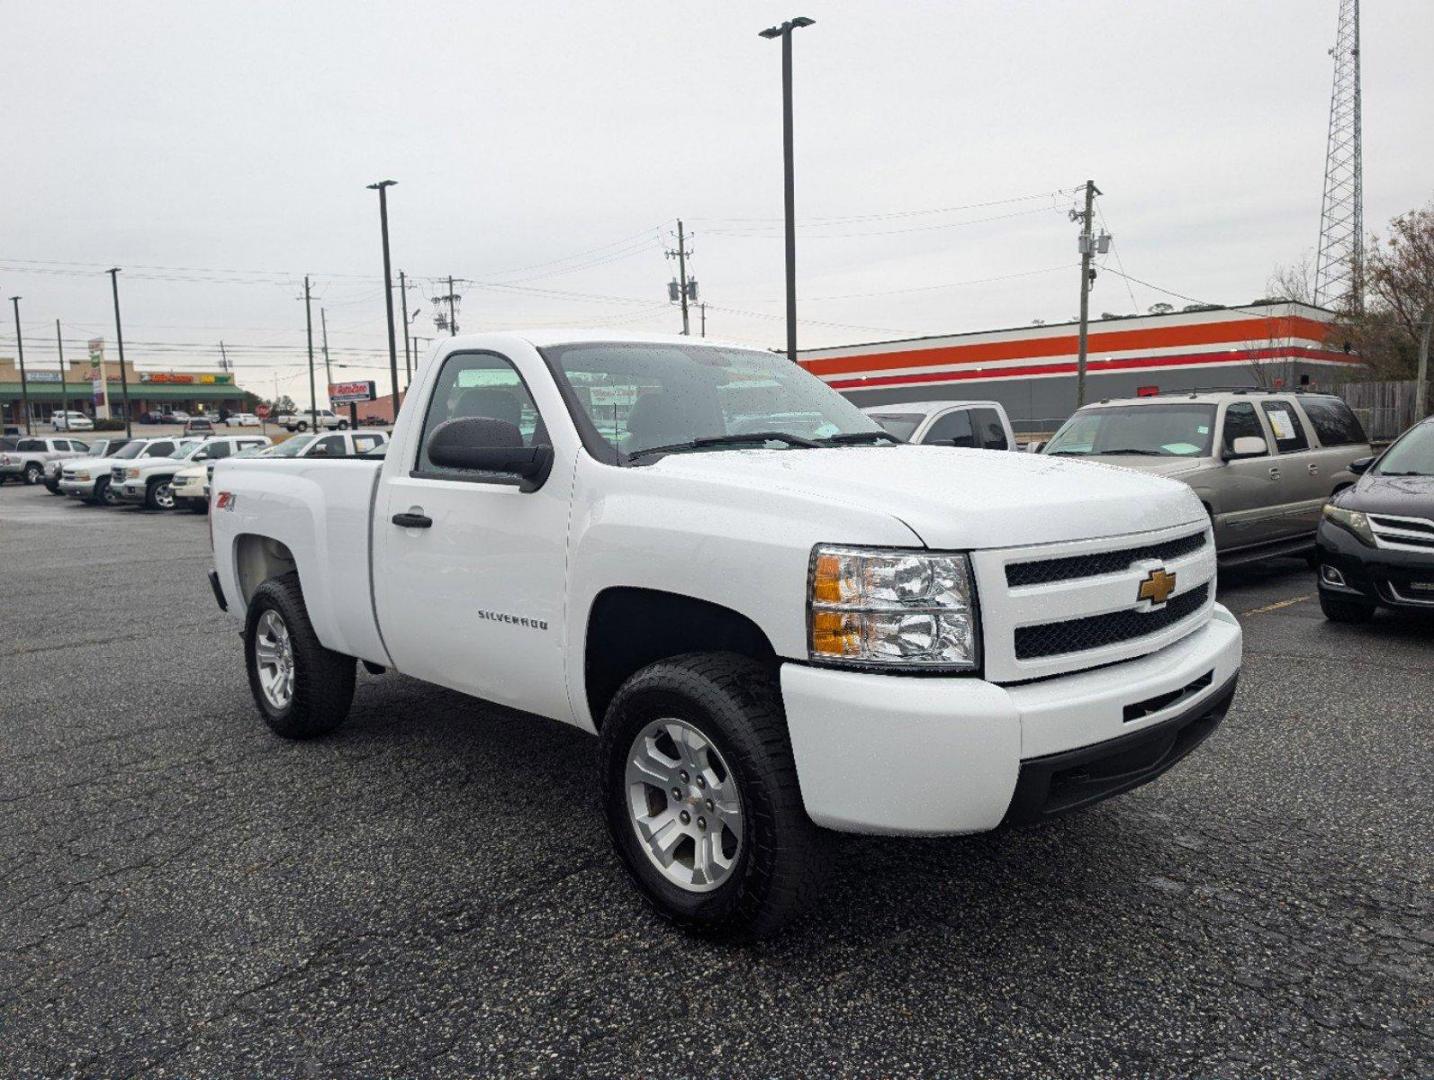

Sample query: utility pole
[303,276,318,430]
[367,179,401,414]
[10,297,30,434]
[55,320,68,418]
[320,307,332,388]
[219,340,229,372]
[665,220,695,335]
[1072,180,1108,409]
[1416,302,1432,421]
[447,275,457,336]
[700,302,707,338]
[759,16,814,362]
[399,270,412,384]
[107,269,133,437]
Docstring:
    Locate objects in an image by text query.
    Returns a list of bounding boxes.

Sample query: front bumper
[780,605,1242,834]
[116,481,148,504]
[59,477,99,497]
[1316,521,1434,610]
[172,481,209,501]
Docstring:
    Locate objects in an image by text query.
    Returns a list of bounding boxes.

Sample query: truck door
[373,349,572,721]
[1215,402,1283,549]
[1259,398,1322,536]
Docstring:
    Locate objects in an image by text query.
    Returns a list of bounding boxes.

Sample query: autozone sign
[329,380,376,404]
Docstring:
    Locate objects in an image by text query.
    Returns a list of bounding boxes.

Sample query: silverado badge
[1137,568,1178,607]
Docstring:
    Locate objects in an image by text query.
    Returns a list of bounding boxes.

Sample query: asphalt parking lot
[2,481,1430,1078]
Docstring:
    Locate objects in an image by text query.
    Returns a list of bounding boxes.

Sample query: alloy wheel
[625,718,743,893]
[253,609,295,710]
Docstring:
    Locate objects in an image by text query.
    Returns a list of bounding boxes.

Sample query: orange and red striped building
[798,301,1364,431]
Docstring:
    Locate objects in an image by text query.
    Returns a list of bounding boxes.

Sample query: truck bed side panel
[211,458,389,665]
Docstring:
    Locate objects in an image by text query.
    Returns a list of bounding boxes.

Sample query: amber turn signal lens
[811,610,860,657]
[812,553,844,604]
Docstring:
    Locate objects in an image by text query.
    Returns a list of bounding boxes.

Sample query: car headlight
[1322,503,1375,545]
[808,545,980,670]
[125,468,142,479]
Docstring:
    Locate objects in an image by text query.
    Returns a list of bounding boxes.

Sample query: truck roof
[862,400,1003,416]
[444,329,763,352]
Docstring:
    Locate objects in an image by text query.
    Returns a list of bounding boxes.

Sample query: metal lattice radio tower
[1313,0,1363,313]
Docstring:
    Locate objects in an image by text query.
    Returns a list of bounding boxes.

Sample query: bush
[92,418,127,431]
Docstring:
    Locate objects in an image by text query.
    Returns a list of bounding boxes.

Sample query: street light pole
[107,269,133,437]
[399,270,412,385]
[367,180,401,415]
[304,275,317,432]
[759,16,814,363]
[56,320,68,419]
[10,296,30,434]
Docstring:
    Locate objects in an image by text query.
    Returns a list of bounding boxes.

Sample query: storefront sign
[329,380,376,404]
[28,371,62,383]
[138,372,235,385]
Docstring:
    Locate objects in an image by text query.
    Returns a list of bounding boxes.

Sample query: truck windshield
[1045,404,1217,458]
[109,442,145,460]
[267,435,316,457]
[866,413,924,440]
[543,342,888,463]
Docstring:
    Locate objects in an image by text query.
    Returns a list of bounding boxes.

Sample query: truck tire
[45,477,63,495]
[144,477,176,511]
[1319,591,1375,623]
[295,420,308,432]
[336,419,349,430]
[598,652,823,939]
[244,573,355,739]
[23,462,42,485]
[95,477,119,507]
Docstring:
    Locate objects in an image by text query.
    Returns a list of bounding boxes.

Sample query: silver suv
[1042,390,1372,564]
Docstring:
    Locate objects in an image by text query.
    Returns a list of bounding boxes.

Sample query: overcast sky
[2,0,1431,403]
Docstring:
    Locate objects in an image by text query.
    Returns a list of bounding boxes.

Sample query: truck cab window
[972,408,1008,450]
[418,352,548,477]
[1221,402,1266,455]
[923,409,976,447]
[312,435,346,457]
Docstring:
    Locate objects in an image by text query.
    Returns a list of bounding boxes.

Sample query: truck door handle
[1268,467,1281,480]
[1307,463,1319,476]
[391,512,432,529]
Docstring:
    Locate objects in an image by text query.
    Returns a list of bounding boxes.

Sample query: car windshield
[268,435,316,457]
[866,412,925,441]
[1374,421,1434,477]
[1045,403,1217,457]
[543,342,888,463]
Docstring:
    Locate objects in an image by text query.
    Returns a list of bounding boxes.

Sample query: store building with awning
[1,357,259,426]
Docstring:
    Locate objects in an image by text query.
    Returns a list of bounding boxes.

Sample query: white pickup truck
[210,331,1243,937]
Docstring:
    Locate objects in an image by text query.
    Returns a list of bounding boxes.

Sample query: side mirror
[1348,456,1375,475]
[1224,435,1268,460]
[426,417,553,492]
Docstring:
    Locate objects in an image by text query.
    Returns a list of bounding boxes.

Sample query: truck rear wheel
[23,462,42,485]
[144,478,175,510]
[244,573,355,739]
[598,652,822,939]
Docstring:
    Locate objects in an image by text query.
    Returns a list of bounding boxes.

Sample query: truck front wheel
[244,573,355,739]
[598,652,822,939]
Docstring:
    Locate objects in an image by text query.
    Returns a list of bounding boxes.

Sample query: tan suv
[1042,390,1372,564]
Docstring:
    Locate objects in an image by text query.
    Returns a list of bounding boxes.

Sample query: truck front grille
[1006,530,1207,587]
[1014,583,1211,660]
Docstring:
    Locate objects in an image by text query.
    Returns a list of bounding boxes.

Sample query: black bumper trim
[207,569,228,612]
[1003,672,1238,824]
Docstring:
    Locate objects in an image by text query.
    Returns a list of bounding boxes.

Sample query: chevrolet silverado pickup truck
[210,331,1243,937]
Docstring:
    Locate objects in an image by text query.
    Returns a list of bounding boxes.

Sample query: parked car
[183,417,216,435]
[50,410,95,432]
[43,438,127,493]
[114,435,270,510]
[1041,390,1372,564]
[61,437,184,505]
[360,414,389,426]
[1316,415,1434,622]
[223,412,261,427]
[209,331,1242,938]
[862,400,1016,450]
[265,429,389,459]
[1,437,92,485]
[171,444,274,511]
[275,408,349,433]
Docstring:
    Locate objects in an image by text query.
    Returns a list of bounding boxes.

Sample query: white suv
[113,436,269,510]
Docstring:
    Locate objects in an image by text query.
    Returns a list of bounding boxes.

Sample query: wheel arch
[584,587,778,728]
[233,533,299,610]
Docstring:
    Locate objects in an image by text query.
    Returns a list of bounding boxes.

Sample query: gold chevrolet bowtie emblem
[1137,568,1178,606]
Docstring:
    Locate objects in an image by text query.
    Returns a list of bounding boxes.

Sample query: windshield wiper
[627,431,820,462]
[818,431,902,446]
[1045,449,1089,456]
[1376,470,1430,477]
[1099,448,1164,456]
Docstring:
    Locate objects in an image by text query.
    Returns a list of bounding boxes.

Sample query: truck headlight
[75,471,90,481]
[808,545,980,670]
[1322,503,1375,545]
[126,468,142,479]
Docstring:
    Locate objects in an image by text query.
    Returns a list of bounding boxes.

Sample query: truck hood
[648,445,1205,549]
[1044,453,1208,480]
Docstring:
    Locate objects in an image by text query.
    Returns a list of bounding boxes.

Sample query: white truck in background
[209,331,1242,937]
